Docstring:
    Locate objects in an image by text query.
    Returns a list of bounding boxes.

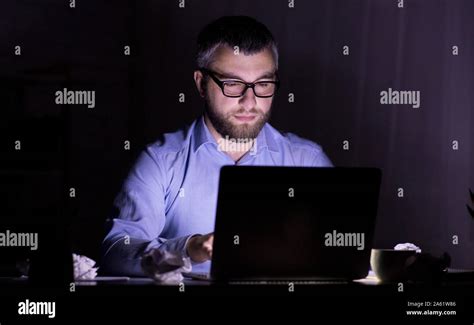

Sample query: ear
[194,70,205,98]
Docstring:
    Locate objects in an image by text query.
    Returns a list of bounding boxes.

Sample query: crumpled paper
[73,253,98,280]
[141,249,191,285]
[394,242,422,253]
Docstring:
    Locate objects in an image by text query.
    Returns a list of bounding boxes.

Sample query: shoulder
[265,123,324,154]
[265,124,333,167]
[145,121,194,159]
[129,121,195,179]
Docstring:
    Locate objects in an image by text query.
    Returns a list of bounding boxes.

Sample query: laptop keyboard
[183,273,350,285]
[228,280,349,285]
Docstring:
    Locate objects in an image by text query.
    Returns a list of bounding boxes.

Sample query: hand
[186,233,214,263]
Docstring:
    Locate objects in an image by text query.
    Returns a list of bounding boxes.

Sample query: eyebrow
[214,70,276,81]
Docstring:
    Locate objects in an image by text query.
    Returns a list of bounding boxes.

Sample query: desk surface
[1,274,473,320]
[72,269,474,286]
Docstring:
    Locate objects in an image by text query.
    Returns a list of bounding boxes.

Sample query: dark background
[0,0,473,269]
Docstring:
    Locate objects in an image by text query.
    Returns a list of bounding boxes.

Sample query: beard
[204,98,271,140]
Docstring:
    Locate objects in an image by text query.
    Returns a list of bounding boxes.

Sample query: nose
[238,87,257,111]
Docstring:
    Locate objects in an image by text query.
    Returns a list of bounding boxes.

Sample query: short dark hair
[196,16,279,70]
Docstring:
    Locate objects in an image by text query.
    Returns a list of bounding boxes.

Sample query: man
[101,16,333,276]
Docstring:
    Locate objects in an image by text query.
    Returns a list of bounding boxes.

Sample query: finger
[203,242,213,251]
[204,233,213,245]
[207,237,214,248]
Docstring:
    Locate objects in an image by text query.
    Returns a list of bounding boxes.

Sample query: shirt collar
[192,115,279,154]
[192,115,216,152]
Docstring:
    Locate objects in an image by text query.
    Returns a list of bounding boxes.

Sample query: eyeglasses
[200,68,280,98]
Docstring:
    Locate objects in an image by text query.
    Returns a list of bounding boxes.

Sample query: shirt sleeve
[100,146,194,276]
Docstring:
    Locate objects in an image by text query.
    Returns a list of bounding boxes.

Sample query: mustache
[231,108,261,115]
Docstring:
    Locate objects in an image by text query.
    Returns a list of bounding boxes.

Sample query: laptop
[185,166,382,283]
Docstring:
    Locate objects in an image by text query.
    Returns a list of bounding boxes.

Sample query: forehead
[209,45,276,79]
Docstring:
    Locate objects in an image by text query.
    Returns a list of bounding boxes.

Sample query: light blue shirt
[101,116,333,276]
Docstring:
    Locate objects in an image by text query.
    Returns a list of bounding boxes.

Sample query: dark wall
[1,0,473,268]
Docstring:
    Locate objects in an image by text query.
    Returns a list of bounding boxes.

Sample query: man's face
[197,45,277,140]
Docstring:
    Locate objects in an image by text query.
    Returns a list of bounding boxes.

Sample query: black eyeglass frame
[200,68,280,98]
